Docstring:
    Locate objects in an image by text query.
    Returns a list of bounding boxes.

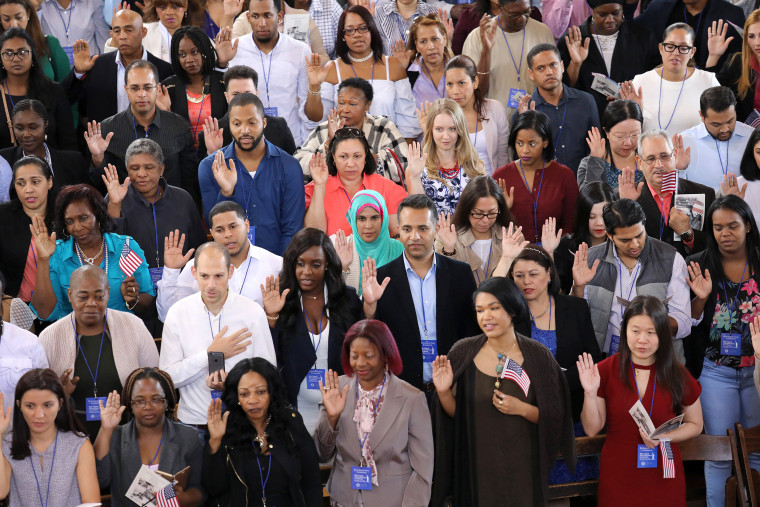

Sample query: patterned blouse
[421,167,472,216]
[707,276,760,368]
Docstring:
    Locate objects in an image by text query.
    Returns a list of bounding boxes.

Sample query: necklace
[529,297,550,319]
[439,162,460,179]
[186,92,207,104]
[302,293,322,300]
[75,239,104,265]
[487,339,517,388]
[348,51,373,63]
[253,414,272,448]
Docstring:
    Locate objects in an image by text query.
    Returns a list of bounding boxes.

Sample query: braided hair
[122,367,178,420]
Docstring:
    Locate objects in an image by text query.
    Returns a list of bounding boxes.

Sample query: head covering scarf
[587,0,624,7]
[346,190,404,292]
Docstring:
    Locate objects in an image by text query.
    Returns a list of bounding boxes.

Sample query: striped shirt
[374,1,438,55]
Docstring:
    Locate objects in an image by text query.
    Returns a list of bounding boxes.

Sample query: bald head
[70,265,109,292]
[194,241,231,270]
[111,9,146,59]
[113,9,143,28]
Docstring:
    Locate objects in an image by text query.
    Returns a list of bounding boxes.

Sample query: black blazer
[0,145,88,188]
[196,112,297,159]
[161,71,228,125]
[274,287,363,407]
[0,201,51,296]
[374,254,480,390]
[638,178,715,257]
[63,50,174,124]
[516,294,602,421]
[708,54,754,123]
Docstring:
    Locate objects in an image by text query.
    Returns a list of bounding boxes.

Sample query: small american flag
[661,170,678,193]
[156,484,180,507]
[746,109,760,128]
[501,358,531,397]
[660,440,675,479]
[119,237,143,277]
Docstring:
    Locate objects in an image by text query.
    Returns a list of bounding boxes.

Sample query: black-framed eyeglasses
[127,84,158,93]
[344,25,370,36]
[470,211,500,220]
[1,49,30,61]
[130,397,167,408]
[661,43,693,54]
[334,127,364,140]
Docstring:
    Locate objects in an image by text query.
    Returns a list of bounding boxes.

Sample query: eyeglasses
[661,43,693,54]
[471,211,499,220]
[130,397,167,408]
[641,152,673,166]
[344,25,370,36]
[334,127,364,139]
[127,84,158,93]
[1,49,30,61]
[610,132,640,142]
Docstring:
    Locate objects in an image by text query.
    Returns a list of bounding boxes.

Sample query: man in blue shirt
[198,93,305,255]
[517,43,600,174]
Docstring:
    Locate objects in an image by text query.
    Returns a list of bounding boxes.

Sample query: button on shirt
[0,323,49,416]
[156,241,283,321]
[160,291,277,424]
[39,0,111,57]
[680,121,754,189]
[404,252,437,383]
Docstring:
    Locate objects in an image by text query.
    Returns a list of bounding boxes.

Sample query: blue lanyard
[721,259,748,327]
[258,45,276,107]
[151,194,160,267]
[54,0,74,39]
[356,374,387,461]
[683,6,704,38]
[657,68,687,131]
[518,160,546,243]
[303,302,325,368]
[255,451,272,505]
[473,240,493,285]
[498,17,525,83]
[70,310,108,397]
[4,81,15,110]
[418,276,428,339]
[715,137,730,177]
[350,59,375,84]
[132,113,149,139]
[420,59,445,98]
[617,258,641,311]
[472,110,480,148]
[189,77,210,140]
[657,198,668,240]
[238,257,253,295]
[149,434,163,465]
[630,360,657,416]
[30,431,58,507]
[207,309,222,339]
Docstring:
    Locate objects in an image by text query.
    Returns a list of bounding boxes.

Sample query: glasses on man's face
[344,25,370,36]
[131,397,167,409]
[641,152,673,166]
[610,132,640,142]
[661,43,693,54]
[471,211,499,220]
[1,49,30,61]
[334,127,364,140]
[127,84,158,93]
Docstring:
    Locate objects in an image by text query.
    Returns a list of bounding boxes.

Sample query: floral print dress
[707,277,760,368]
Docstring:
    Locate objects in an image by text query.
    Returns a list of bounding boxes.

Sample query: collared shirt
[646,181,674,232]
[527,84,600,173]
[115,48,148,114]
[308,0,343,58]
[403,252,437,383]
[304,172,407,236]
[156,240,283,321]
[409,57,448,106]
[199,141,305,255]
[374,0,437,55]
[228,34,312,145]
[39,0,111,57]
[0,323,49,416]
[681,121,754,188]
[160,291,277,424]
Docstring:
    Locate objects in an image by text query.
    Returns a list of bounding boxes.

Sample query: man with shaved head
[63,9,174,123]
[39,265,159,436]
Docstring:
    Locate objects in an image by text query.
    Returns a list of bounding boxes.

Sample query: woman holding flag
[430,276,576,506]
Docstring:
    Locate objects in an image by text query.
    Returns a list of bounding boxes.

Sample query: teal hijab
[347,189,404,291]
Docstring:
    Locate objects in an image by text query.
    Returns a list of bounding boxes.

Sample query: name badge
[62,45,74,66]
[609,334,621,355]
[637,444,657,468]
[210,389,223,401]
[507,88,527,109]
[721,333,742,356]
[86,397,108,421]
[149,267,163,289]
[248,225,256,245]
[306,369,325,390]
[263,107,278,117]
[421,339,437,362]
[351,466,373,490]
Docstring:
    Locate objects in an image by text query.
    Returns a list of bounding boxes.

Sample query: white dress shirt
[0,322,49,416]
[156,241,283,321]
[680,121,755,189]
[160,291,277,424]
[228,33,313,145]
[38,0,111,56]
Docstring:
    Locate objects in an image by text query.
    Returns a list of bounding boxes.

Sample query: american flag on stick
[501,358,531,397]
[662,170,678,193]
[660,440,675,479]
[156,484,180,507]
[119,237,143,277]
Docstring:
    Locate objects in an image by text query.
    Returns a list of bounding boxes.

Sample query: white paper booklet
[125,464,171,506]
[629,399,684,439]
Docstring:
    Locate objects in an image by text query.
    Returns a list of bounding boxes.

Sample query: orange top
[187,92,212,148]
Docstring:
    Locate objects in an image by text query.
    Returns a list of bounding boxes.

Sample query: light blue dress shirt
[404,252,437,383]
[681,121,755,189]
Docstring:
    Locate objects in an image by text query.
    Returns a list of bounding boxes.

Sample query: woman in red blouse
[577,295,703,506]
[492,111,578,244]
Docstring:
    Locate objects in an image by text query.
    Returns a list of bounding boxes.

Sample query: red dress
[596,354,701,506]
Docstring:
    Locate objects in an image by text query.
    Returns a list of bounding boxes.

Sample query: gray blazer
[314,373,433,507]
[96,418,206,506]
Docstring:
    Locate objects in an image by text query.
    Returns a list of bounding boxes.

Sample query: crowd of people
[1,0,760,505]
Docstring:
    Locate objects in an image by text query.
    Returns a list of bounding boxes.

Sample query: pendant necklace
[487,339,517,389]
[253,414,272,448]
[75,239,104,265]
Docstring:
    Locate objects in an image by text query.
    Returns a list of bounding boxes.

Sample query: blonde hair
[421,98,484,185]
[736,9,760,100]
[407,13,452,60]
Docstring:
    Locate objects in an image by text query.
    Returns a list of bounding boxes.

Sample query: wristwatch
[680,229,694,243]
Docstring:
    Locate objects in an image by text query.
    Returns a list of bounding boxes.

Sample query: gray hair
[637,129,673,155]
[125,138,164,167]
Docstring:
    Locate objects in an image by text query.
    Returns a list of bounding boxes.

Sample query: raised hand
[98,390,125,430]
[406,141,428,179]
[720,173,748,199]
[437,8,454,42]
[60,368,80,397]
[576,352,600,395]
[416,101,432,136]
[84,121,114,165]
[436,211,458,253]
[541,217,562,257]
[207,325,253,359]
[617,166,643,200]
[0,394,10,436]
[163,230,194,269]
[619,81,643,108]
[320,369,350,425]
[206,370,228,390]
[29,215,57,261]
[565,25,590,64]
[72,39,98,73]
[572,242,600,288]
[223,0,244,19]
[586,126,606,159]
[102,164,130,205]
[501,223,528,260]
[212,150,238,197]
[432,355,453,392]
[207,398,229,442]
[326,108,344,144]
[362,257,390,305]
[517,93,536,114]
[686,261,712,301]
[202,117,224,155]
[334,229,354,269]
[496,179,515,209]
[214,26,239,66]
[751,314,760,360]
[305,53,329,87]
[352,0,374,16]
[479,14,497,51]
[155,84,171,111]
[259,275,290,317]
[672,133,690,170]
[309,152,329,186]
[707,20,734,58]
[391,39,413,69]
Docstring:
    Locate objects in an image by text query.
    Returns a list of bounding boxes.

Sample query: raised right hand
[0,394,11,435]
[60,368,80,397]
[416,101,432,136]
[576,352,600,395]
[362,257,390,305]
[586,126,606,159]
[320,369,350,419]
[572,242,600,288]
[83,121,114,162]
[501,223,528,260]
[619,81,643,108]
[720,173,748,199]
[479,14,497,51]
[517,93,536,114]
[707,20,734,58]
[686,261,712,302]
[406,141,428,179]
[305,53,329,87]
[29,215,57,260]
[102,164,130,204]
[436,211,458,253]
[212,150,238,197]
[326,108,344,144]
[564,25,590,64]
[334,229,354,269]
[751,315,760,359]
[432,355,453,392]
[617,166,643,200]
[73,39,98,73]
[259,275,290,316]
[207,398,229,441]
[207,325,253,359]
[163,230,194,269]
[202,117,224,155]
[309,152,329,186]
[98,390,125,430]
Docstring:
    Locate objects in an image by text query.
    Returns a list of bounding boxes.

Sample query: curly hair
[53,184,114,238]
[121,367,178,419]
[170,25,217,83]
